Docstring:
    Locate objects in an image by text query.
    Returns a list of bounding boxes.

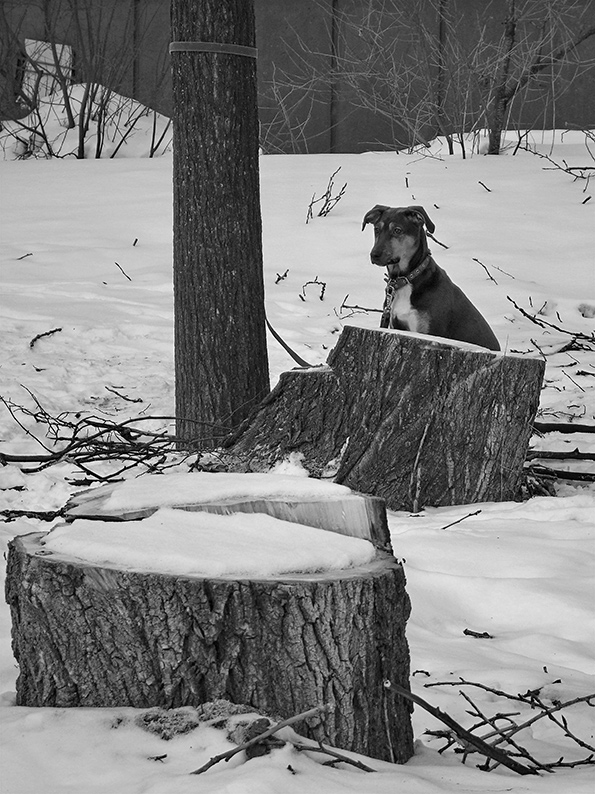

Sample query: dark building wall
[2,0,594,153]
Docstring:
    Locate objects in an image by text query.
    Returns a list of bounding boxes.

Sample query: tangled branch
[507,297,595,347]
[0,390,228,484]
[188,704,365,775]
[414,678,595,774]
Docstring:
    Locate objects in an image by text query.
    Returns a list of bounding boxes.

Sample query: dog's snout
[370,248,385,266]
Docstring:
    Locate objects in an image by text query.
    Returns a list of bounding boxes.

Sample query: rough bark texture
[6,533,413,763]
[224,366,350,476]
[330,326,544,509]
[227,326,545,511]
[171,0,269,446]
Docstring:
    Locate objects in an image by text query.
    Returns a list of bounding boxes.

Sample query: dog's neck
[386,249,432,292]
[408,229,430,272]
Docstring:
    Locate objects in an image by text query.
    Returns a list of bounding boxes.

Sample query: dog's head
[362,205,435,275]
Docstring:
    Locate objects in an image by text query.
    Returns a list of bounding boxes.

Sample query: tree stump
[6,478,413,763]
[225,367,349,477]
[227,326,545,510]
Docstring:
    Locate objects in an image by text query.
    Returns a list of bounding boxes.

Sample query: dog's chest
[389,283,429,333]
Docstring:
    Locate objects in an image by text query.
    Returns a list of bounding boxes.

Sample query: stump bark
[225,366,349,477]
[227,326,545,510]
[6,531,413,763]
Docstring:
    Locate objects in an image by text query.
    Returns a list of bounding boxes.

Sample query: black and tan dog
[362,204,500,351]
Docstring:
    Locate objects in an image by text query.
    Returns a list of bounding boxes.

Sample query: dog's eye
[392,226,403,236]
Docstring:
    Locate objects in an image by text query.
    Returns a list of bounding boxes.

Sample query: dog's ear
[362,204,390,231]
[406,206,436,234]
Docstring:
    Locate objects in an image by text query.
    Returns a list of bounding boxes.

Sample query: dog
[362,204,500,351]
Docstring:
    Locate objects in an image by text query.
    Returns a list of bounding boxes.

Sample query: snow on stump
[5,474,413,763]
[226,326,545,511]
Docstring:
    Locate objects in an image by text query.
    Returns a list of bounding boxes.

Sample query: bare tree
[1,0,170,159]
[272,0,595,154]
[483,0,595,153]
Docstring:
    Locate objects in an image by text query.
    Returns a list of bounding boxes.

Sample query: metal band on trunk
[169,41,258,58]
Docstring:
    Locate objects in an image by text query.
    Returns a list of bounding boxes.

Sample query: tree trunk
[171,0,269,447]
[6,531,413,763]
[487,0,516,155]
[227,327,545,511]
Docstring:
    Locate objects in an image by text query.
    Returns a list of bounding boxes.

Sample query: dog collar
[381,253,431,326]
[384,252,431,293]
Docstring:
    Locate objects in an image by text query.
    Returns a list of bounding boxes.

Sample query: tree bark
[330,327,544,509]
[6,532,413,763]
[224,366,350,477]
[487,0,517,155]
[227,327,545,511]
[171,0,269,447]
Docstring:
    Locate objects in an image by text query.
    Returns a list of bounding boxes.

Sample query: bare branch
[190,704,333,775]
[389,681,537,775]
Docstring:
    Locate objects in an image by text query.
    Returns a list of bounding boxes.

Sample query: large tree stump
[6,477,413,763]
[227,326,545,510]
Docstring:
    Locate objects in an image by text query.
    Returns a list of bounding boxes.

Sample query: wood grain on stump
[64,483,392,552]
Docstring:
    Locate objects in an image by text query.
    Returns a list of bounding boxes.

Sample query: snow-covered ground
[1,128,594,793]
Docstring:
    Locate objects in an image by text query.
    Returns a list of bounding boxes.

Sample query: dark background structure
[2,0,594,153]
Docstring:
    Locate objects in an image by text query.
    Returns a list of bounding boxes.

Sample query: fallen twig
[0,391,231,481]
[338,294,382,315]
[526,449,595,461]
[561,369,586,392]
[524,464,595,483]
[507,297,595,346]
[29,327,62,349]
[388,681,537,775]
[422,677,595,772]
[190,704,332,775]
[517,145,595,182]
[463,628,494,639]
[114,261,132,281]
[534,420,595,434]
[473,258,497,284]
[440,509,482,530]
[292,740,376,772]
[104,386,143,403]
